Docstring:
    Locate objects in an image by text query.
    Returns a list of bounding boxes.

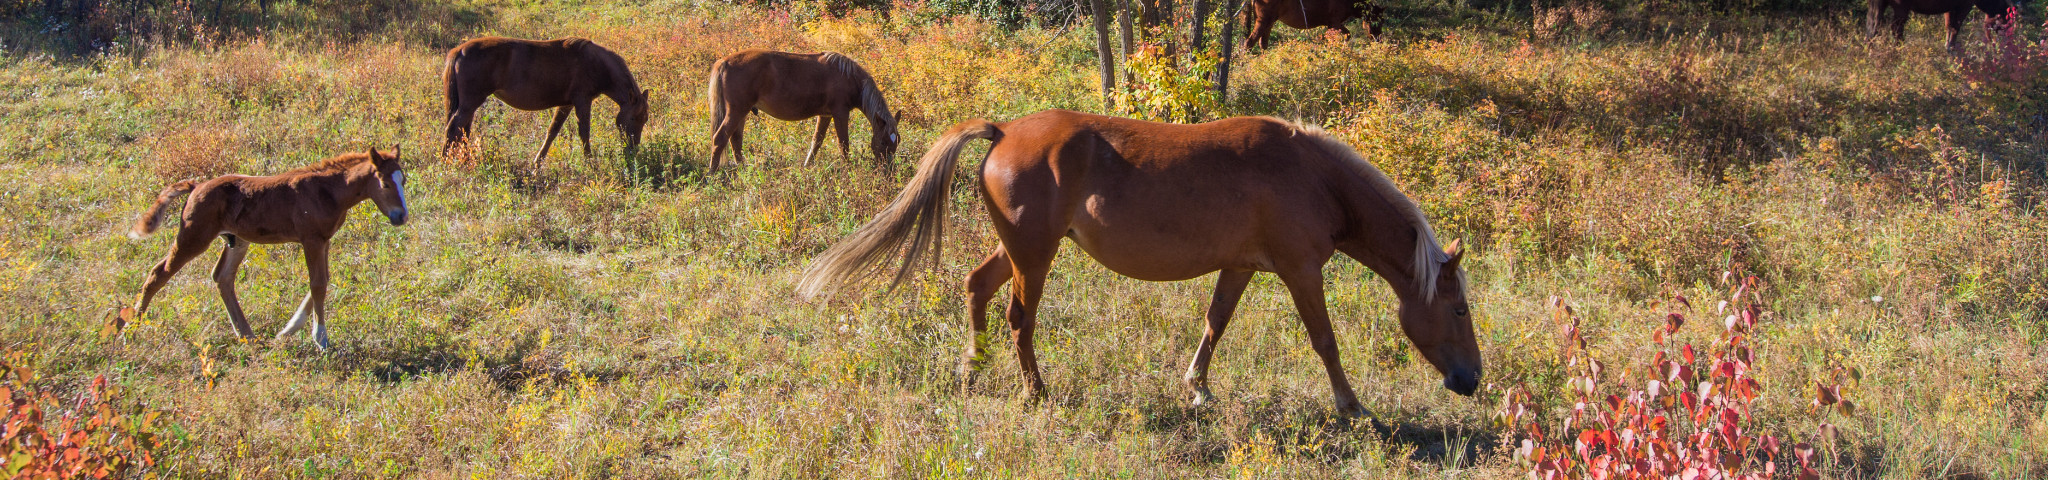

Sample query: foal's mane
[284,152,374,176]
[1291,121,1460,302]
[820,51,895,125]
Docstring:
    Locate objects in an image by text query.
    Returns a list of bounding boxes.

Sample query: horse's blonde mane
[821,51,895,125]
[1288,121,1457,302]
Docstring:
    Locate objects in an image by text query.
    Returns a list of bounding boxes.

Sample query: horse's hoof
[1190,389,1216,406]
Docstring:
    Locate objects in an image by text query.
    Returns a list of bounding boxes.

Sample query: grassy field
[2,0,2046,477]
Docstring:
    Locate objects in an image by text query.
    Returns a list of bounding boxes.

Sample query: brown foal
[125,147,411,350]
[800,110,1481,415]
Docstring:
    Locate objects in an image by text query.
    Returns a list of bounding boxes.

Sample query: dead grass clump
[143,124,243,181]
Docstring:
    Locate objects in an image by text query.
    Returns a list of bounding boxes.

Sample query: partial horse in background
[1868,0,2015,50]
[442,36,651,170]
[799,110,1481,415]
[705,49,902,172]
[123,147,411,350]
[1245,0,1386,50]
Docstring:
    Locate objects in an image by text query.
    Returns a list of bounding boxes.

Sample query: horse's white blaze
[392,172,408,209]
[889,132,898,144]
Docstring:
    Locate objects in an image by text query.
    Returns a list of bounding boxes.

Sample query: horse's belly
[1063,211,1268,282]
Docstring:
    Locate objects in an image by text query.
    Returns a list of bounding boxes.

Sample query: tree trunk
[1215,0,1239,102]
[1118,0,1134,86]
[1190,0,1209,55]
[1090,0,1118,111]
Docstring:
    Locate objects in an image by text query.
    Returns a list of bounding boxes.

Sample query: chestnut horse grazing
[799,110,1480,414]
[1868,0,2013,50]
[442,37,651,168]
[705,49,902,172]
[124,148,411,350]
[1245,0,1386,50]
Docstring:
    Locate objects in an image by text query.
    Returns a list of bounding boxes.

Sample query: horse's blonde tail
[130,181,196,239]
[797,119,1002,300]
[706,59,728,134]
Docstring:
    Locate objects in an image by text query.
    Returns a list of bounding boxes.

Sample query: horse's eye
[1454,307,1469,317]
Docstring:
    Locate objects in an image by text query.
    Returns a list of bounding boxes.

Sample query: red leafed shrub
[1499,270,1848,479]
[1957,7,2047,87]
[0,355,164,479]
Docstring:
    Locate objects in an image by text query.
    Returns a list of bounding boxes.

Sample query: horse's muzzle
[385,209,408,226]
[1443,368,1480,396]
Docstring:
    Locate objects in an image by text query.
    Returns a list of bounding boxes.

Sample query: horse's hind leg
[961,247,1013,389]
[444,95,488,158]
[533,106,573,171]
[1944,11,1965,51]
[1276,264,1366,417]
[1892,7,1910,40]
[803,116,832,166]
[209,235,255,338]
[131,224,218,321]
[998,233,1062,401]
[1185,269,1253,406]
[709,110,749,172]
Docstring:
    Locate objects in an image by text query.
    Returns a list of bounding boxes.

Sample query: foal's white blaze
[392,171,409,212]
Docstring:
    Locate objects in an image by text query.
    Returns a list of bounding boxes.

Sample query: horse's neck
[1333,179,1432,301]
[313,168,374,209]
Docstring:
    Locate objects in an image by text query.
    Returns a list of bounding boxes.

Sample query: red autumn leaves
[1503,272,1849,479]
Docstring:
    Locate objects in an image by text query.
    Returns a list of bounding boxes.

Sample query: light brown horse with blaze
[705,49,902,172]
[124,148,411,350]
[800,110,1481,414]
[442,36,651,168]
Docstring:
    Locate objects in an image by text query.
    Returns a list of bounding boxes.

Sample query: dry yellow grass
[0,0,2043,477]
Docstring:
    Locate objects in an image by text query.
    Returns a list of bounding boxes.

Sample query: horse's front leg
[574,101,593,157]
[534,106,572,170]
[279,240,333,350]
[803,116,832,166]
[1945,11,1966,52]
[209,235,255,338]
[1277,265,1366,416]
[1186,269,1253,406]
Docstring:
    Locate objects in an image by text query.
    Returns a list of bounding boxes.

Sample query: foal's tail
[129,180,196,239]
[705,59,728,133]
[796,119,1002,300]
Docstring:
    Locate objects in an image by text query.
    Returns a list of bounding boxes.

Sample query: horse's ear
[369,145,380,158]
[391,144,401,161]
[1442,238,1464,267]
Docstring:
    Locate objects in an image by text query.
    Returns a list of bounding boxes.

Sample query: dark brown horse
[1245,0,1386,50]
[123,148,410,350]
[442,36,651,168]
[705,49,901,172]
[799,110,1480,414]
[1869,0,2014,50]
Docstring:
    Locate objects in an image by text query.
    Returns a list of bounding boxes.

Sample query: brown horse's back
[983,110,1363,282]
[445,37,614,111]
[710,49,862,120]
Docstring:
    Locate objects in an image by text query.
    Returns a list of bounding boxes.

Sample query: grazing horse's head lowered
[1398,238,1480,396]
[869,107,903,163]
[617,89,652,154]
[365,146,409,226]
